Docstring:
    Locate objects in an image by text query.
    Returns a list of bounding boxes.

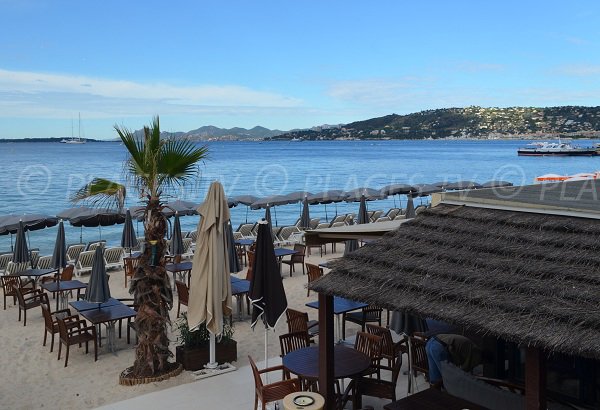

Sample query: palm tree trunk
[130,197,173,377]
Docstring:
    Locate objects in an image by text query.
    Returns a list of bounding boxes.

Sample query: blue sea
[2,139,600,254]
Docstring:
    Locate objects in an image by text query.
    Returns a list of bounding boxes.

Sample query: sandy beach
[0,242,393,409]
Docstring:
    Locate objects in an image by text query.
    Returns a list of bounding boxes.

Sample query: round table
[282,345,370,380]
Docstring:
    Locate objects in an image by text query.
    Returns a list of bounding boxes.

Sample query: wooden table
[166,261,193,288]
[74,301,136,353]
[306,296,368,343]
[383,387,489,410]
[283,345,370,407]
[69,297,121,312]
[41,279,87,310]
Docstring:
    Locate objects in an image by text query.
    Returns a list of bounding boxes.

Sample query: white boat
[517,139,595,156]
[61,114,86,144]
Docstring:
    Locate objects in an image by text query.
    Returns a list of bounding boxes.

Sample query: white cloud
[0,68,303,118]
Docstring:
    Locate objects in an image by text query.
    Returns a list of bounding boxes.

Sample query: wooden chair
[366,324,407,378]
[1,275,34,310]
[57,315,98,367]
[248,355,301,410]
[354,350,403,407]
[15,287,45,326]
[123,256,140,287]
[245,250,255,281]
[40,294,76,352]
[342,305,383,339]
[279,331,311,358]
[286,308,319,342]
[354,331,383,376]
[175,280,189,318]
[407,333,429,394]
[305,263,324,297]
[280,244,306,277]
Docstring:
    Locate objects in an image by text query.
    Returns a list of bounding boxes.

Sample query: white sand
[0,243,392,410]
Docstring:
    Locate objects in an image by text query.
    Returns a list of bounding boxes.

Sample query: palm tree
[73,116,207,378]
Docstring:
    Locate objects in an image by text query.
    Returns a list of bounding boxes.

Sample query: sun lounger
[370,210,384,222]
[104,247,124,270]
[86,240,106,252]
[329,214,347,226]
[0,252,13,274]
[375,216,391,223]
[237,223,256,238]
[186,230,198,243]
[276,226,303,246]
[66,244,85,265]
[29,249,40,268]
[6,261,28,275]
[37,255,53,270]
[75,250,95,276]
[309,218,320,230]
[181,238,194,259]
[394,214,406,220]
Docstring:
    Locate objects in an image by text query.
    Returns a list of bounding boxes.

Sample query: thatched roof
[311,203,600,360]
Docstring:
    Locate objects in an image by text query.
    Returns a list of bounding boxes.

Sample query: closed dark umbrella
[85,246,111,304]
[169,213,185,257]
[345,194,369,256]
[405,196,416,218]
[13,220,30,264]
[226,221,241,273]
[121,210,137,254]
[51,220,67,310]
[299,196,310,229]
[249,222,288,366]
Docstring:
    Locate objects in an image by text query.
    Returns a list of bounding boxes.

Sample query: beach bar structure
[308,180,600,409]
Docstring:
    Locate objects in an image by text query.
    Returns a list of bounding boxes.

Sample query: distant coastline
[0,137,107,143]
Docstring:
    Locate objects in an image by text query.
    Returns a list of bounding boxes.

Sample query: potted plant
[174,313,237,371]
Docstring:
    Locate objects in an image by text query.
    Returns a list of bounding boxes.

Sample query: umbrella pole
[245,206,249,224]
[324,204,328,222]
[10,233,13,252]
[99,225,102,240]
[80,227,83,243]
[207,333,218,369]
[264,325,269,384]
[274,207,278,227]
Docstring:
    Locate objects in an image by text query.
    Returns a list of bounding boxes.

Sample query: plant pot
[175,340,237,371]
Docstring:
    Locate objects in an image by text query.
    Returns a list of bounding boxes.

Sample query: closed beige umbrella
[188,181,233,368]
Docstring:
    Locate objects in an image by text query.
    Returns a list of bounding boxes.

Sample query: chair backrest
[86,240,106,252]
[271,226,282,241]
[279,226,301,241]
[330,221,345,228]
[37,255,53,270]
[366,324,395,361]
[305,263,323,285]
[30,250,40,268]
[385,209,399,220]
[66,244,85,263]
[370,210,383,222]
[315,223,329,229]
[330,214,346,225]
[291,244,306,262]
[245,251,255,281]
[408,334,429,377]
[104,247,124,263]
[415,205,427,215]
[6,261,28,274]
[286,308,310,333]
[61,265,74,281]
[248,355,264,389]
[1,275,21,296]
[41,301,54,330]
[77,251,95,268]
[124,257,140,277]
[182,238,193,253]
[354,331,383,367]
[363,305,383,322]
[279,331,310,357]
[175,280,189,305]
[309,218,320,229]
[233,231,243,240]
[56,316,72,341]
[0,252,13,271]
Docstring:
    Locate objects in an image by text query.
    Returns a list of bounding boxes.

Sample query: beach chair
[271,226,282,243]
[305,263,323,297]
[278,226,302,245]
[280,244,306,277]
[41,296,75,352]
[249,355,301,410]
[233,231,243,240]
[0,252,13,274]
[376,216,391,223]
[370,210,384,222]
[186,230,198,243]
[345,213,356,225]
[237,223,255,238]
[123,257,140,288]
[175,280,189,318]
[180,238,194,259]
[394,214,406,221]
[37,255,53,270]
[329,214,347,226]
[415,205,427,215]
[309,218,320,230]
[66,243,85,265]
[342,305,383,339]
[385,208,400,220]
[6,261,29,275]
[86,240,106,252]
[104,247,124,270]
[75,250,95,276]
[30,249,40,268]
[286,308,319,342]
[15,287,45,326]
[57,315,97,367]
[1,275,34,310]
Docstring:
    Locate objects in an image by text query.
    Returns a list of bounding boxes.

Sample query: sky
[0,0,599,139]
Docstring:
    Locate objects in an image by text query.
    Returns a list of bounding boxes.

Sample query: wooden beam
[318,293,335,409]
[525,347,546,410]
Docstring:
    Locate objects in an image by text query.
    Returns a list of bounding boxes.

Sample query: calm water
[2,139,599,254]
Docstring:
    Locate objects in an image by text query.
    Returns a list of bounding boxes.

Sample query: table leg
[59,292,68,310]
[335,314,342,344]
[105,322,116,353]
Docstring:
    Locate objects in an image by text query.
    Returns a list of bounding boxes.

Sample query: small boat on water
[535,171,600,183]
[517,139,597,156]
[60,113,86,144]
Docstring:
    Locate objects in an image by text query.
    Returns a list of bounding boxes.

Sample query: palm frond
[157,138,208,187]
[71,178,126,210]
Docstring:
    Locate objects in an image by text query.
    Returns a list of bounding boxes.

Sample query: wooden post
[318,293,335,409]
[525,347,546,410]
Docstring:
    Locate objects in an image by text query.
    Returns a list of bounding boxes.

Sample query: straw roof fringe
[310,204,600,359]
